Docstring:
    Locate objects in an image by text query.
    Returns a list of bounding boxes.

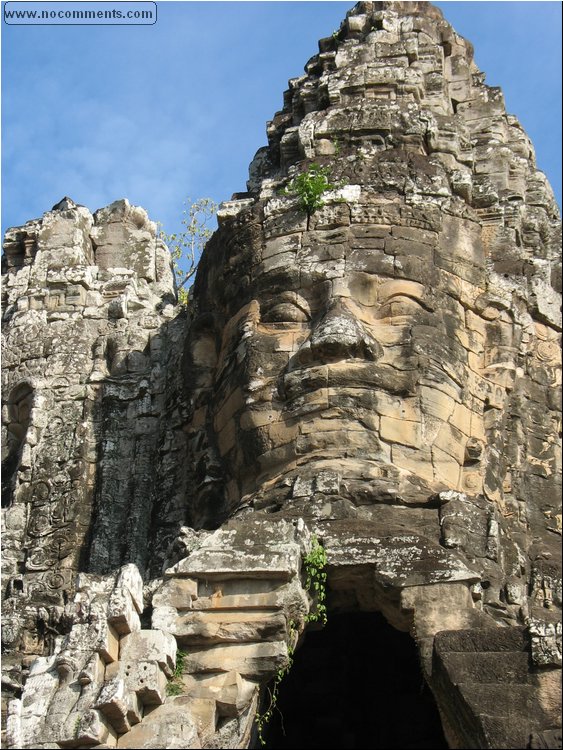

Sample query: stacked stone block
[5,520,313,749]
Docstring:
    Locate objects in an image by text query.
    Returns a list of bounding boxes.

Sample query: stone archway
[262,611,448,750]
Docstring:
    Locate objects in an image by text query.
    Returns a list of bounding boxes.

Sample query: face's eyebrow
[253,268,301,297]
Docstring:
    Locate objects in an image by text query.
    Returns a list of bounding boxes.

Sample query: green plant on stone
[303,535,328,626]
[166,681,183,697]
[166,648,187,697]
[173,648,186,679]
[331,136,342,157]
[159,197,217,305]
[281,163,338,217]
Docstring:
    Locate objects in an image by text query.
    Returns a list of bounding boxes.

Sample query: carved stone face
[188,199,557,520]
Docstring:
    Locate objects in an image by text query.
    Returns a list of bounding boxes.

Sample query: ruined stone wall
[1,198,192,704]
[1,2,561,749]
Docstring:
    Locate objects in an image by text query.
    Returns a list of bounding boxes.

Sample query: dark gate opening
[262,611,447,749]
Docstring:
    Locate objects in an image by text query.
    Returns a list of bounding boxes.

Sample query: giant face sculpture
[185,1,561,537]
[217,218,473,501]
[186,156,560,530]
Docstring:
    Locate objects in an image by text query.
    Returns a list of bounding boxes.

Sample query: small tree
[160,197,217,304]
[281,163,338,216]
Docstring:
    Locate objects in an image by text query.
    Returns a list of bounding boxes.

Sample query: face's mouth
[280,361,417,403]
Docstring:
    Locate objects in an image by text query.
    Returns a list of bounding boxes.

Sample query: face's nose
[291,298,382,368]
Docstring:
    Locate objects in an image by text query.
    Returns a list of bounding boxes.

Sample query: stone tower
[2,2,561,748]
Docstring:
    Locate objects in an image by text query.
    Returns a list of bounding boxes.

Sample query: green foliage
[166,649,187,697]
[303,536,328,627]
[159,197,217,304]
[255,621,297,747]
[173,649,186,679]
[166,681,183,697]
[281,163,338,216]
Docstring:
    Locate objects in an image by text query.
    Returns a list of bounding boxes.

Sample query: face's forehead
[212,205,487,322]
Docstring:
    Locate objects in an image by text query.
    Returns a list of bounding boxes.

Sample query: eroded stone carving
[2,2,561,749]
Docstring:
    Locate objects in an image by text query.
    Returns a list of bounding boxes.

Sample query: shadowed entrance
[262,611,448,749]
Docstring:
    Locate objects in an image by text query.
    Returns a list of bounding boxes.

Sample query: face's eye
[376,295,425,319]
[262,302,310,323]
[261,294,311,324]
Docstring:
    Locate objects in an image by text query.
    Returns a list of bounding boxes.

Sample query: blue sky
[2,1,561,249]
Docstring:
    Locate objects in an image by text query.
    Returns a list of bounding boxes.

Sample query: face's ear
[187,313,221,370]
[184,313,221,394]
[191,329,219,370]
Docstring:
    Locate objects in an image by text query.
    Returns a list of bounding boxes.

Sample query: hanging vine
[304,535,328,626]
[255,621,297,747]
[254,536,328,746]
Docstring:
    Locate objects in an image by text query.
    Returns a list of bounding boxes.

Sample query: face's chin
[243,450,440,515]
[235,356,455,510]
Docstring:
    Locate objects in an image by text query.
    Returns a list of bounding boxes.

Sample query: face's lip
[280,360,417,401]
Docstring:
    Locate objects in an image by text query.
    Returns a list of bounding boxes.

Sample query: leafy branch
[253,539,328,745]
[159,197,217,304]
